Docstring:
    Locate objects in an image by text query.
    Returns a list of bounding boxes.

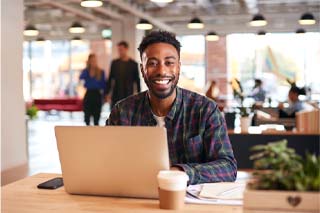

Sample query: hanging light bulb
[187,17,204,29]
[69,22,85,34]
[296,28,306,34]
[71,36,84,45]
[24,24,39,36]
[206,31,219,41]
[150,0,174,3]
[136,19,153,30]
[80,0,103,8]
[36,37,46,44]
[250,14,267,27]
[299,13,316,25]
[257,30,266,36]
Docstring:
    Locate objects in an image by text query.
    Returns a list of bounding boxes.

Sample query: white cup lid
[157,170,189,191]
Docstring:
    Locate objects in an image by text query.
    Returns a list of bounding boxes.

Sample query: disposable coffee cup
[157,170,189,210]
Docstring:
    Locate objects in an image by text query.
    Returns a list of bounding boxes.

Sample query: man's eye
[147,61,157,67]
[165,61,175,66]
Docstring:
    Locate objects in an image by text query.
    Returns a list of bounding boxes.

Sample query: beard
[144,73,179,99]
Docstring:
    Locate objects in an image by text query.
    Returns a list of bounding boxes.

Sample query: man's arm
[134,62,141,93]
[106,61,115,95]
[174,107,237,185]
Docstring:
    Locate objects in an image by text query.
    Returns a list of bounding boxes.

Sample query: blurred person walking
[80,54,106,126]
[106,41,141,108]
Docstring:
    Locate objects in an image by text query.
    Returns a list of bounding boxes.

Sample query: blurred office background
[1,0,319,185]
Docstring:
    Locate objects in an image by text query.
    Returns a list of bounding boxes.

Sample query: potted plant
[26,103,38,120]
[231,78,251,132]
[243,140,320,213]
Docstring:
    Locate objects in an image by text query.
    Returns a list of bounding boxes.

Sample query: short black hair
[137,30,181,59]
[117,41,129,48]
[289,86,301,95]
[255,79,262,86]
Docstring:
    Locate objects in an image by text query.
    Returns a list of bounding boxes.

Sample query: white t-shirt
[153,114,166,127]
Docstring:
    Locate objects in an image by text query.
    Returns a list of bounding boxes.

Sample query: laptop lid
[55,126,170,199]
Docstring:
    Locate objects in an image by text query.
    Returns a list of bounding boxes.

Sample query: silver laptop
[55,126,170,199]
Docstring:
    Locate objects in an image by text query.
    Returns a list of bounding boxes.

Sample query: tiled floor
[28,106,110,175]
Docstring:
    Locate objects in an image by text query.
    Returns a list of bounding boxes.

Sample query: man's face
[117,45,128,58]
[288,91,298,102]
[140,42,180,99]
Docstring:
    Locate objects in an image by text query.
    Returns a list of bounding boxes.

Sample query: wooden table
[2,173,243,213]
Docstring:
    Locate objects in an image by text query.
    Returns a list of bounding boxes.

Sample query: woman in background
[80,54,106,125]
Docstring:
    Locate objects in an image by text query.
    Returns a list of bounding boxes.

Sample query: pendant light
[257,30,266,36]
[36,37,46,44]
[69,22,85,34]
[187,17,204,29]
[150,0,174,2]
[72,36,82,41]
[80,0,103,8]
[299,13,316,25]
[71,36,83,45]
[206,31,219,41]
[136,19,153,30]
[296,28,306,34]
[250,14,267,27]
[24,24,39,36]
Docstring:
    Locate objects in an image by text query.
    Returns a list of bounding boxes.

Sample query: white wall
[1,0,27,174]
[111,15,147,91]
[111,15,141,62]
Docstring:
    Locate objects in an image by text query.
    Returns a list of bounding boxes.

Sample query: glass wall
[227,33,320,103]
[23,40,90,100]
[177,35,206,93]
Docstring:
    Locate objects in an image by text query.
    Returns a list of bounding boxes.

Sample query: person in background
[80,54,106,126]
[106,31,237,185]
[250,79,266,102]
[278,86,307,118]
[205,80,220,101]
[106,41,141,108]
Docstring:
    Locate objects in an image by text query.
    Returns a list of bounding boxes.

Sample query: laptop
[55,126,170,199]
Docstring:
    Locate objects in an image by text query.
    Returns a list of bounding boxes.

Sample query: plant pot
[243,188,320,213]
[240,116,251,132]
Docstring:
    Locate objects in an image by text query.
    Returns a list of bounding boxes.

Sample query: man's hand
[104,95,111,103]
[170,166,183,171]
[278,102,284,109]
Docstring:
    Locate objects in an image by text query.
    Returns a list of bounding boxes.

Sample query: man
[250,79,266,102]
[279,86,309,118]
[106,31,237,185]
[106,41,141,108]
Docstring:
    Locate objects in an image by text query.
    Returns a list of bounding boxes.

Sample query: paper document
[185,184,244,205]
[185,172,249,205]
[199,182,246,200]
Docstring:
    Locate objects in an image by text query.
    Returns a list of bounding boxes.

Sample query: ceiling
[24,0,320,40]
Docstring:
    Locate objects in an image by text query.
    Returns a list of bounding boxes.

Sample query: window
[227,33,320,103]
[23,40,90,100]
[177,35,206,93]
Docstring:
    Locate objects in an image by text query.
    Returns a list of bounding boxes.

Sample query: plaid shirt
[106,87,237,184]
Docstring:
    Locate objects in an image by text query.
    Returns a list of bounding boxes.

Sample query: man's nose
[157,62,168,75]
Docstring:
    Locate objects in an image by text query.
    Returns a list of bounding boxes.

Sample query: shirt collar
[145,87,182,121]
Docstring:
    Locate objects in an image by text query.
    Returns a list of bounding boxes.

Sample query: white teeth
[155,80,169,85]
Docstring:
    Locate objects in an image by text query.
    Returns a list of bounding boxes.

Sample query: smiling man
[106,31,237,184]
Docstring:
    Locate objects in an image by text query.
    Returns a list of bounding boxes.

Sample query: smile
[154,79,170,85]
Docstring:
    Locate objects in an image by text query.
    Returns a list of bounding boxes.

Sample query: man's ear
[140,63,145,78]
